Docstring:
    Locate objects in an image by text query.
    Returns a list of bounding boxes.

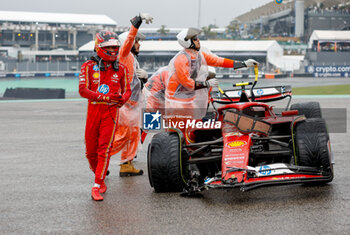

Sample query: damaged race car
[147,66,334,195]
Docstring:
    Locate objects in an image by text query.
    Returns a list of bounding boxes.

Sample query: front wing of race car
[203,117,333,192]
[204,163,333,192]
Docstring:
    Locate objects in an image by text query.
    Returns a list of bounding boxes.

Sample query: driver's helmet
[95,31,121,61]
[176,27,201,49]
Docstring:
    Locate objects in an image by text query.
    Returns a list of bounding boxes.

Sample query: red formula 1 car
[147,68,334,195]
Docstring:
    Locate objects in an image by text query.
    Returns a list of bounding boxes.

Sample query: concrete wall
[3,61,82,73]
[306,51,350,65]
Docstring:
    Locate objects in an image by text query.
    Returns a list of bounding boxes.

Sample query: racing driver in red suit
[79,31,131,201]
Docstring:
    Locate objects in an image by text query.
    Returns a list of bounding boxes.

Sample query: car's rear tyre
[295,118,333,182]
[147,132,187,192]
[290,102,322,118]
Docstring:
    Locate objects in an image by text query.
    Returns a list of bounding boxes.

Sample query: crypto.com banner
[306,65,350,77]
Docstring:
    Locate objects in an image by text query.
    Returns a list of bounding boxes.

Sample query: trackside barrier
[1,72,290,79]
[219,74,289,79]
[1,72,325,79]
[293,73,314,77]
[0,72,80,78]
[3,87,65,99]
[264,74,275,79]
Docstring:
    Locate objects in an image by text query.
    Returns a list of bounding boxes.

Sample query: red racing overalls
[79,59,131,185]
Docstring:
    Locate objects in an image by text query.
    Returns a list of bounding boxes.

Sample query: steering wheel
[218,64,259,102]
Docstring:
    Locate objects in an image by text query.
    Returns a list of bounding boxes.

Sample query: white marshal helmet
[176,28,201,49]
[118,31,146,46]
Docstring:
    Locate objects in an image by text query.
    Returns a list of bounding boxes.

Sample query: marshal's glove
[136,68,148,79]
[195,78,219,90]
[234,59,260,70]
[139,13,153,24]
[130,13,153,28]
[244,59,259,67]
[205,78,219,88]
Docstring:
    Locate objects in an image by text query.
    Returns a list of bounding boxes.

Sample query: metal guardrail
[0,71,80,78]
[0,61,82,73]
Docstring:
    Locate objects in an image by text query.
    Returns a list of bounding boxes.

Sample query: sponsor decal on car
[257,89,264,95]
[258,165,272,175]
[224,156,245,161]
[224,153,245,158]
[228,148,243,153]
[226,141,247,148]
[225,161,244,165]
[225,132,242,137]
[255,164,294,177]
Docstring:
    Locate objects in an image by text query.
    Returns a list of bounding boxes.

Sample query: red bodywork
[185,101,327,189]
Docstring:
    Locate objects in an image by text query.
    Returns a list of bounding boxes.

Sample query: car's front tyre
[147,132,187,192]
[295,118,333,182]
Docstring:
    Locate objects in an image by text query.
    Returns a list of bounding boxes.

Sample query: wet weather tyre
[290,102,322,118]
[147,132,186,192]
[295,118,333,182]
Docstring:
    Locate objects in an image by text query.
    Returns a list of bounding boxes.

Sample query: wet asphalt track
[1,87,350,234]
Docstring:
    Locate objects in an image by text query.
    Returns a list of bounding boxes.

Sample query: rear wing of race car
[211,85,292,104]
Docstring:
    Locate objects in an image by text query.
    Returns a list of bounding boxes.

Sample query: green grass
[293,84,350,95]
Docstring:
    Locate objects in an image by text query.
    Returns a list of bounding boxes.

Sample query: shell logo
[93,72,100,79]
[226,141,247,148]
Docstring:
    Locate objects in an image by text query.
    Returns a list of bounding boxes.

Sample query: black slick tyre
[147,132,186,192]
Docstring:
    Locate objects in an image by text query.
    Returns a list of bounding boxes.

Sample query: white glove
[206,78,219,88]
[139,13,153,24]
[244,59,259,67]
[136,68,148,79]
